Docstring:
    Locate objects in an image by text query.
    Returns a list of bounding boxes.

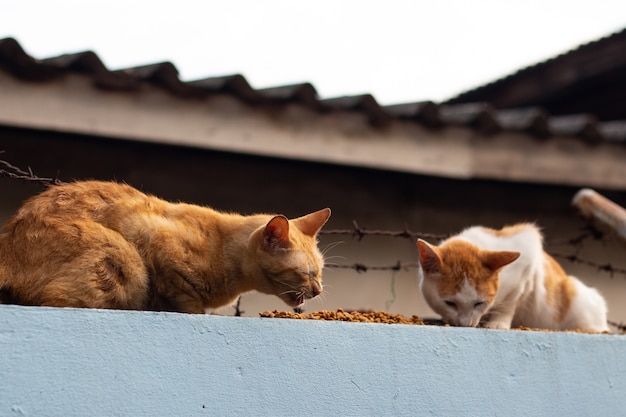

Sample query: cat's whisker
[323,263,346,273]
[321,240,344,257]
[314,290,328,304]
[272,277,301,291]
[323,255,347,263]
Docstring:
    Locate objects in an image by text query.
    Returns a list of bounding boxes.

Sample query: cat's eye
[444,301,457,309]
[301,270,318,280]
[474,302,486,309]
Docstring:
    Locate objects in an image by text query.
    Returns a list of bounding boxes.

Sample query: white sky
[2,1,626,104]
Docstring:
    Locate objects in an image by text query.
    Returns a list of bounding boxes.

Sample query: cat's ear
[482,250,520,271]
[417,239,442,275]
[262,215,291,251]
[292,208,331,237]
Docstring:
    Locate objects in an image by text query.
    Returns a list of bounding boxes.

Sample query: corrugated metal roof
[1,37,625,142]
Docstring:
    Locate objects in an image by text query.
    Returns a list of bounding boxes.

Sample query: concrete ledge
[1,305,624,416]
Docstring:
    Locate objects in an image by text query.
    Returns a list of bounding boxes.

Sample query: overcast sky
[2,1,626,104]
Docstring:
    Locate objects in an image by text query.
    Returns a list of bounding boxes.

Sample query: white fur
[419,224,609,332]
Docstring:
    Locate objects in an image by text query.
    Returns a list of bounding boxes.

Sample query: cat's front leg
[482,306,516,330]
[483,317,513,330]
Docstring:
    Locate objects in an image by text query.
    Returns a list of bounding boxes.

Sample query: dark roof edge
[1,37,625,143]
[445,27,626,104]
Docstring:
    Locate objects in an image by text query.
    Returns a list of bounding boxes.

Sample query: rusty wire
[321,221,626,277]
[608,320,626,333]
[325,256,626,277]
[2,153,625,328]
[321,220,601,247]
[319,220,447,241]
[325,260,420,273]
[2,152,621,277]
[319,222,626,330]
[2,152,624,277]
[0,152,63,186]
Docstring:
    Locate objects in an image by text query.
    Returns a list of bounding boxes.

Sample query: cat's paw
[484,321,512,330]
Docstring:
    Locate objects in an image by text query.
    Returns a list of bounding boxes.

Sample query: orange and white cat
[417,223,609,331]
[0,181,331,313]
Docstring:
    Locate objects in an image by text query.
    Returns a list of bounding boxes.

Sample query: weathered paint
[0,305,624,416]
[3,72,626,190]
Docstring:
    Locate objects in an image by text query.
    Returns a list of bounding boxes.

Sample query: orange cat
[417,223,609,331]
[0,181,331,313]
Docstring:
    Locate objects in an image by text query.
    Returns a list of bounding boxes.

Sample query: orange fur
[0,181,331,313]
[543,254,577,323]
[418,239,518,327]
[418,223,608,331]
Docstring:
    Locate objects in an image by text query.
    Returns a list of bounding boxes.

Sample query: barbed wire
[324,253,626,277]
[2,153,622,277]
[319,220,446,241]
[325,260,420,273]
[2,153,624,330]
[319,221,626,330]
[608,320,626,332]
[547,252,626,278]
[321,222,626,277]
[320,220,602,247]
[0,151,63,186]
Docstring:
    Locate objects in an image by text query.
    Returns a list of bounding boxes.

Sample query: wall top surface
[0,305,623,416]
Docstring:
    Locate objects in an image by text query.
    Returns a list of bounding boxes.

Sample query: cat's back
[450,223,543,254]
[3,181,149,227]
[0,181,155,308]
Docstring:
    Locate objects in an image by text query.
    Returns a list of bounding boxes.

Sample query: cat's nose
[310,281,322,297]
[456,316,475,327]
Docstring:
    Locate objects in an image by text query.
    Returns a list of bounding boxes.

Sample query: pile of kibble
[259,310,616,333]
[259,308,424,325]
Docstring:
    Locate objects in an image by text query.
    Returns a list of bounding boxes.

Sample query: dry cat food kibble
[260,308,425,325]
[259,310,616,333]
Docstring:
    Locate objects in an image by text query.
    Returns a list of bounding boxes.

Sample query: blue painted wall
[0,305,624,416]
